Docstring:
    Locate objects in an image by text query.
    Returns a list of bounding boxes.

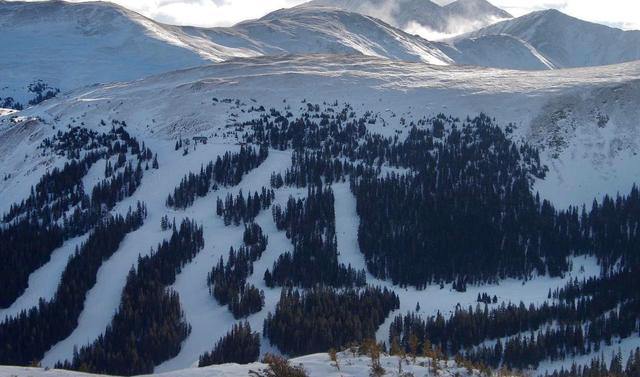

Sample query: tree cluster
[27,80,60,106]
[166,145,269,209]
[198,322,260,366]
[208,223,267,318]
[216,188,275,226]
[389,266,640,369]
[59,219,204,375]
[266,184,366,288]
[0,206,146,365]
[544,349,640,377]
[263,286,399,356]
[1,126,152,308]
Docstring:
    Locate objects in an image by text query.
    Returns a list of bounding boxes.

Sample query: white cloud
[58,0,308,27]
[10,0,640,30]
[144,0,308,27]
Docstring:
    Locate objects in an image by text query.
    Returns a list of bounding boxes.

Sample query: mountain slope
[1,55,640,374]
[464,9,640,68]
[0,0,455,105]
[0,1,256,105]
[5,55,640,207]
[2,352,480,377]
[437,34,556,70]
[444,0,511,22]
[188,6,453,65]
[305,0,512,36]
[5,0,638,107]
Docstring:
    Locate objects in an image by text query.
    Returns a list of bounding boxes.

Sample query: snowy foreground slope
[3,352,481,377]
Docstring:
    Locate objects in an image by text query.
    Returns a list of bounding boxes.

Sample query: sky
[17,0,640,30]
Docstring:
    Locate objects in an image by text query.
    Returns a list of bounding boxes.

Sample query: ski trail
[41,143,236,366]
[155,149,292,372]
[0,233,89,321]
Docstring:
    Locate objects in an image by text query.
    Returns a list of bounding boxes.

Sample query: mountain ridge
[3,0,640,108]
[462,8,640,68]
[305,0,512,36]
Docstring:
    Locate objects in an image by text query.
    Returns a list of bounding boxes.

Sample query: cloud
[60,0,308,27]
[7,0,640,30]
[405,15,510,41]
[142,0,307,27]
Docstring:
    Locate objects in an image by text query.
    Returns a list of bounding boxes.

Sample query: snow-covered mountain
[437,34,556,70]
[189,6,453,65]
[2,3,640,376]
[463,9,640,68]
[3,0,639,108]
[5,54,640,215]
[305,0,512,37]
[3,55,639,375]
[0,0,455,105]
[0,0,256,105]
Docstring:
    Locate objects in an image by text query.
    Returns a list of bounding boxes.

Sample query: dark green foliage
[0,218,64,309]
[390,267,640,369]
[167,145,269,209]
[0,206,146,365]
[208,246,265,319]
[208,223,267,318]
[0,126,151,308]
[263,286,399,356]
[268,184,366,288]
[0,96,23,110]
[27,80,60,106]
[58,219,204,375]
[544,349,640,377]
[216,188,275,225]
[198,322,260,366]
[353,117,561,287]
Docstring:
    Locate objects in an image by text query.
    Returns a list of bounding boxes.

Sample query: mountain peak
[305,0,510,36]
[466,7,640,68]
[445,0,513,19]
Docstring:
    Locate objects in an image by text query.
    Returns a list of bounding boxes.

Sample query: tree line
[208,223,267,318]
[0,125,152,308]
[216,188,274,226]
[198,322,260,366]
